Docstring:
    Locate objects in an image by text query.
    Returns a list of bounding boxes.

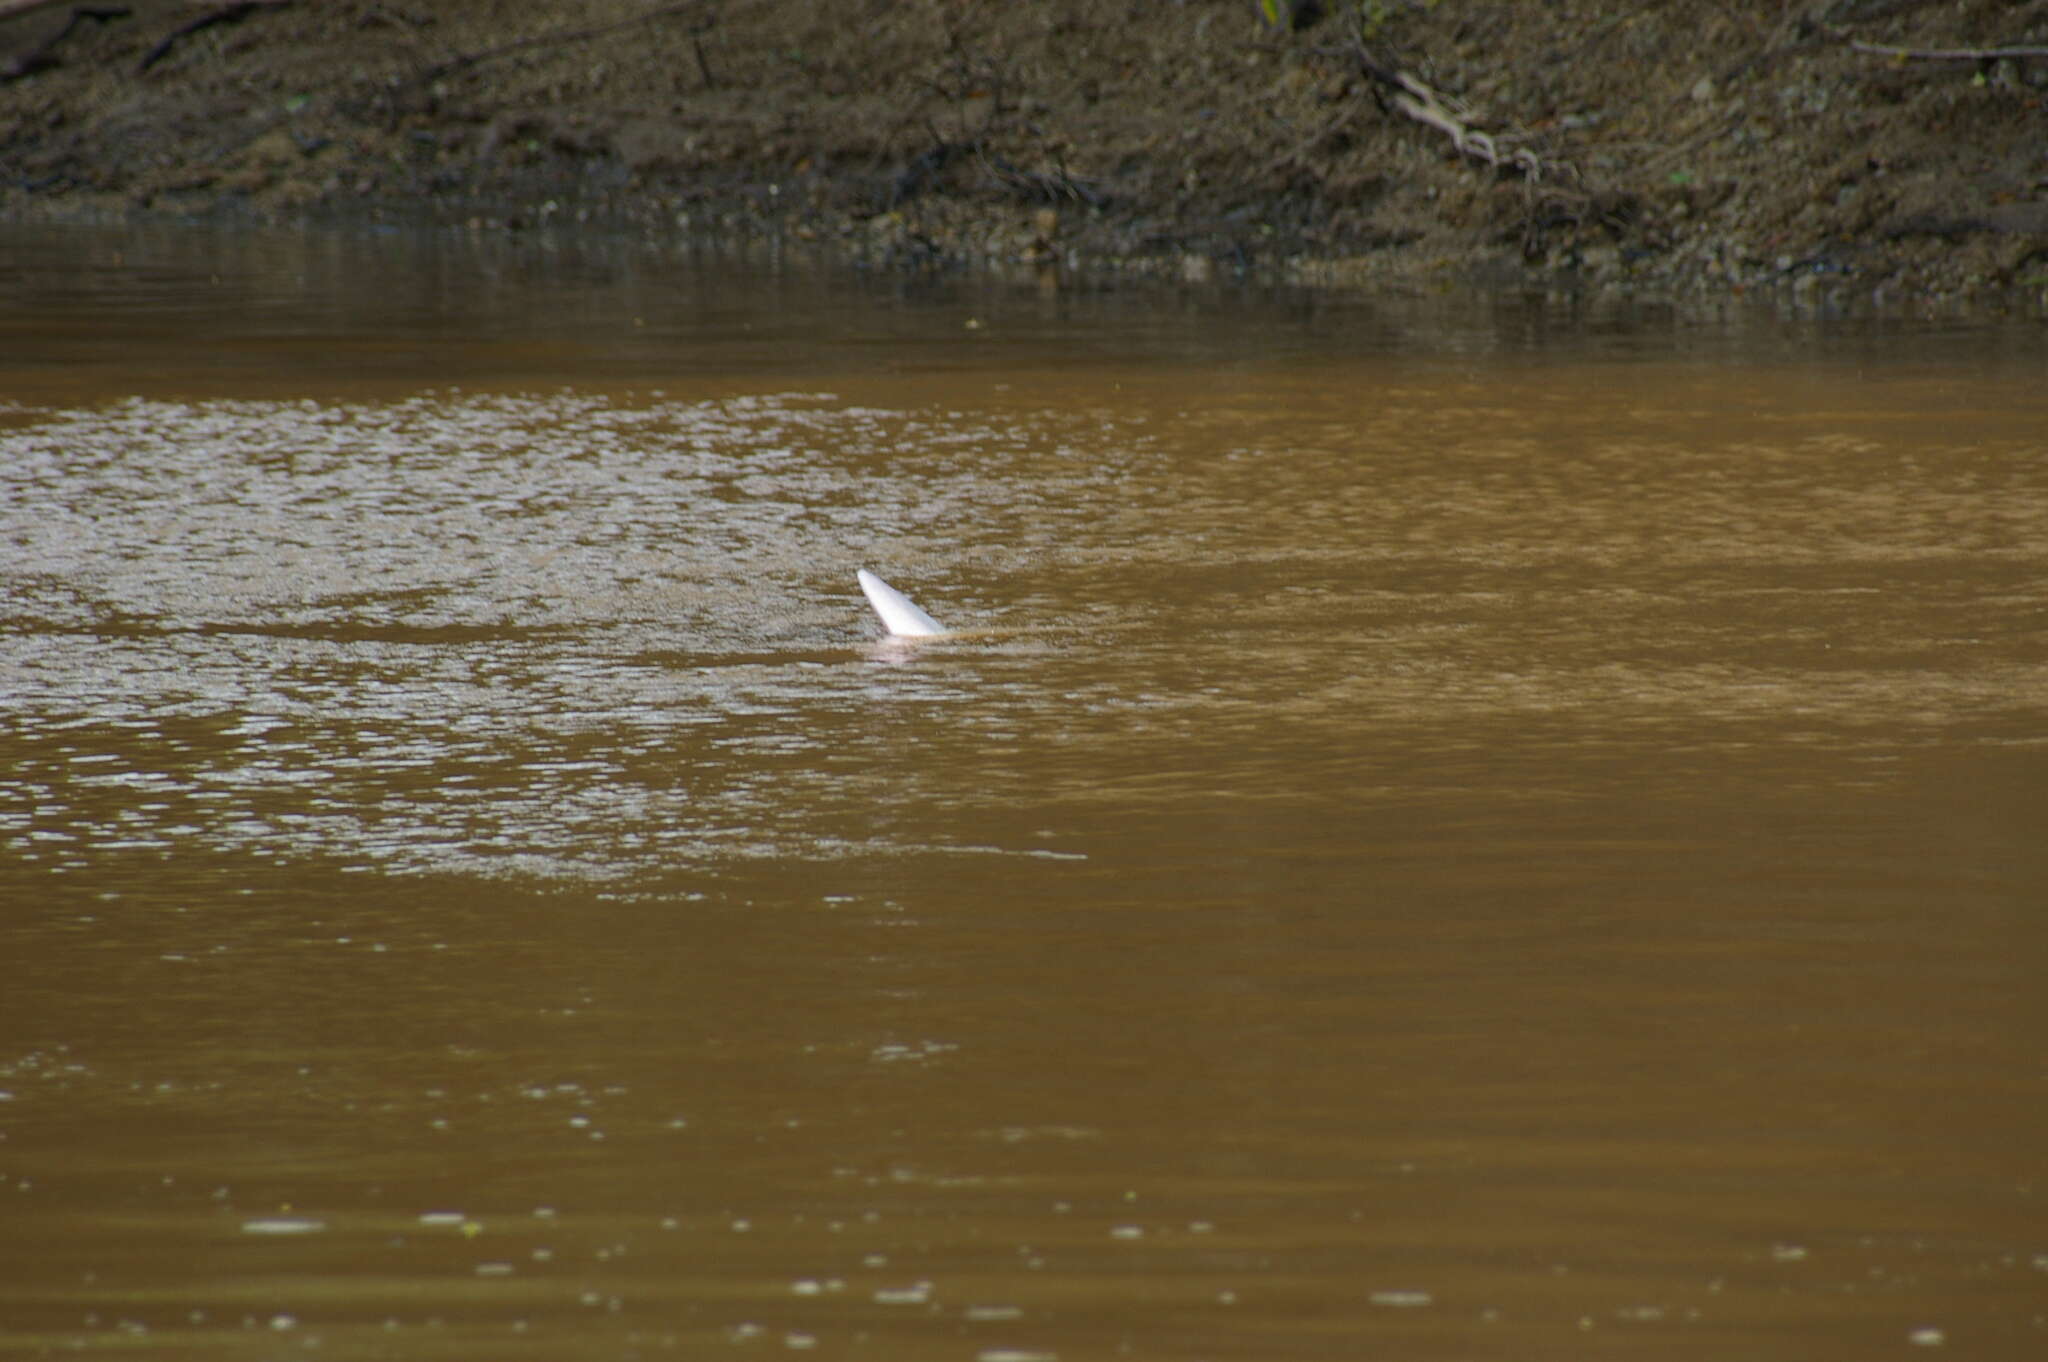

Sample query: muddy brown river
[2,224,2045,1360]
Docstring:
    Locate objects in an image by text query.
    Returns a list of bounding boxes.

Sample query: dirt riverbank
[4,0,2046,302]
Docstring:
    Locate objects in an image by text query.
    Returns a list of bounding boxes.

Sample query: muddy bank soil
[3,0,2046,302]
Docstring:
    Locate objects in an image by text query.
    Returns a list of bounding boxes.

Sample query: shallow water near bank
[2,224,2046,1360]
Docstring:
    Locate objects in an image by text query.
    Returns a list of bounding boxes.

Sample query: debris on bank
[2,0,2044,303]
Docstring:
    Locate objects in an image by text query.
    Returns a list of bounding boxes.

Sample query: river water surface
[2,226,2045,1360]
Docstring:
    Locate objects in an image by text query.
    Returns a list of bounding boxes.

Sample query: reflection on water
[1,226,2046,1360]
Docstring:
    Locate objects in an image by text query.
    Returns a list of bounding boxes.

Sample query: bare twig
[1265,101,1363,177]
[688,18,714,90]
[890,135,971,208]
[137,0,286,74]
[1641,110,1745,173]
[1851,40,2048,60]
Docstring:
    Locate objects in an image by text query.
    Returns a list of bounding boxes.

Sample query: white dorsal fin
[858,569,946,637]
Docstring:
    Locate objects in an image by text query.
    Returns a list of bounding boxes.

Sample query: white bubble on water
[241,1217,326,1235]
[1369,1290,1433,1308]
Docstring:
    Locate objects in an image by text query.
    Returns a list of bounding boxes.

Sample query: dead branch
[414,2,697,86]
[137,0,286,74]
[1851,40,2048,61]
[1,3,126,82]
[1387,74,1544,178]
[979,149,1105,208]
[1339,44,1547,179]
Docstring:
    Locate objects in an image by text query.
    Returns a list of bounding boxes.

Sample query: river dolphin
[857,569,946,638]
